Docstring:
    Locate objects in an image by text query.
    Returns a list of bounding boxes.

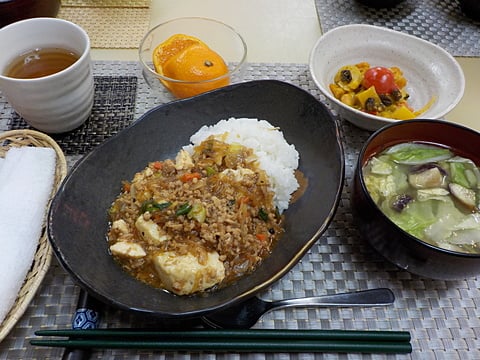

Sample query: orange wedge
[152,34,230,98]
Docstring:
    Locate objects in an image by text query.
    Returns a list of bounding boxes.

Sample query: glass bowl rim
[138,16,248,84]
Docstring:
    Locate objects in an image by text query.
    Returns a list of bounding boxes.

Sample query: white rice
[184,117,299,213]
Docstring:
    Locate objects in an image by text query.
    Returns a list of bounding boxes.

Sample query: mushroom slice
[449,183,476,210]
[408,166,445,189]
[391,194,413,212]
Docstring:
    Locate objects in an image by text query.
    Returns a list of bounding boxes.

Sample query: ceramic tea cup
[0,17,94,133]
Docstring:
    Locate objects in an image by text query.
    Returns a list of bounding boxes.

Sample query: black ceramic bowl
[0,0,60,28]
[352,120,480,280]
[459,0,480,21]
[48,80,344,318]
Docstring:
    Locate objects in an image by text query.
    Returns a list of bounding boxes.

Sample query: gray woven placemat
[0,61,479,359]
[8,76,137,155]
[315,0,480,57]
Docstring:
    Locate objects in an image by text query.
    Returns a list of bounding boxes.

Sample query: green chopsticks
[31,329,412,354]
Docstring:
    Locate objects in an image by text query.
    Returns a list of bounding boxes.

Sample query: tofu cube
[175,149,194,170]
[110,241,146,258]
[135,216,168,245]
[153,250,225,295]
[111,219,129,234]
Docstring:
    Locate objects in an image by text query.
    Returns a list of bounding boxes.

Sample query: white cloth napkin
[0,147,56,326]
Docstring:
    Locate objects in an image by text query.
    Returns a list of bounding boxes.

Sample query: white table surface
[91,0,479,131]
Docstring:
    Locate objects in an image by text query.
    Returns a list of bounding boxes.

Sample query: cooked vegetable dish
[108,137,284,295]
[363,142,480,253]
[330,62,434,120]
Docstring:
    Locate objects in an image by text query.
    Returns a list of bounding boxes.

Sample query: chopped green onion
[206,166,217,176]
[258,208,269,222]
[176,203,192,216]
[141,200,171,214]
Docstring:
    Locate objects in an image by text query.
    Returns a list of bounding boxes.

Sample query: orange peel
[152,34,230,98]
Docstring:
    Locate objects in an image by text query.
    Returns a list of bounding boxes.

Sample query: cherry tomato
[362,66,398,94]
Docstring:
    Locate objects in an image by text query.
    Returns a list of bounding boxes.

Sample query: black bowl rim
[357,118,480,259]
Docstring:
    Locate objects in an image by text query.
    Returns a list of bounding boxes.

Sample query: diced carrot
[152,161,163,170]
[180,172,202,182]
[239,196,250,204]
[256,233,267,241]
[122,181,131,192]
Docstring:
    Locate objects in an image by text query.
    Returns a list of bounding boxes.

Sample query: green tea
[4,47,79,79]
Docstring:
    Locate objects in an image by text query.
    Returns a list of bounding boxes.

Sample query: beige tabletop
[86,0,480,133]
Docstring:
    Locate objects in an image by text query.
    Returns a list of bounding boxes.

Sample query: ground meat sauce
[108,137,284,295]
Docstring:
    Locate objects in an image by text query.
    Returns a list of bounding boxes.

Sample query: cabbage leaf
[385,143,452,165]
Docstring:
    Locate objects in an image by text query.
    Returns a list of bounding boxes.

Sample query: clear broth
[4,47,80,79]
[363,142,480,254]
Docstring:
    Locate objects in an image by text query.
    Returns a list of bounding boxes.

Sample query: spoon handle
[268,288,395,311]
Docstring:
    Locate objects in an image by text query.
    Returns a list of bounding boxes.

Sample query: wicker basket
[0,129,67,342]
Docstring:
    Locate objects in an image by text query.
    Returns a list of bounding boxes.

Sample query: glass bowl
[139,17,247,101]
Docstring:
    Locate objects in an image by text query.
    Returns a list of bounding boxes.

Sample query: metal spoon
[202,288,395,329]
